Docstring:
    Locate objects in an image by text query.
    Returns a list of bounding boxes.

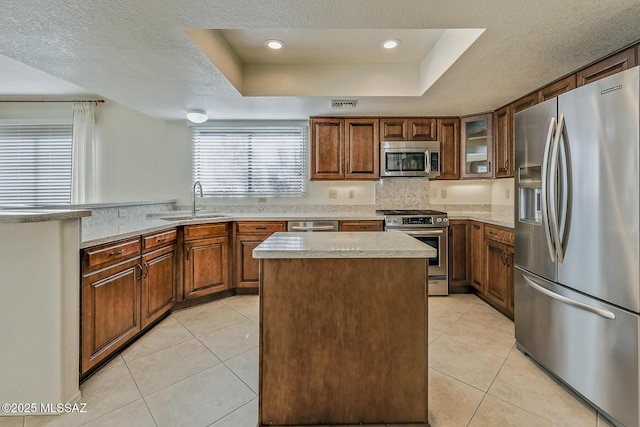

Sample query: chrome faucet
[192,181,203,216]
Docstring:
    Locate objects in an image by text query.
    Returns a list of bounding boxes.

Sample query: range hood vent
[330,99,358,109]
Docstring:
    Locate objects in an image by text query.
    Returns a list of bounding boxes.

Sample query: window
[0,122,73,207]
[192,126,307,196]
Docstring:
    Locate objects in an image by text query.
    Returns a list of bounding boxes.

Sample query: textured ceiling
[1,1,640,120]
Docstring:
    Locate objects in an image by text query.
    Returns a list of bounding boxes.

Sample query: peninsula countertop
[253,231,437,259]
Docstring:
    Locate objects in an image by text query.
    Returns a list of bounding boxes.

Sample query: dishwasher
[286,220,339,232]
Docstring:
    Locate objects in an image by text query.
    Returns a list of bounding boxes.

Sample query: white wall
[429,178,514,206]
[94,102,190,202]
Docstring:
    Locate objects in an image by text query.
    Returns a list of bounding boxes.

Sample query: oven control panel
[384,216,448,227]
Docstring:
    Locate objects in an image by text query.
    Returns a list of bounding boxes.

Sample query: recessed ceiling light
[265,39,285,50]
[186,109,208,123]
[381,39,401,49]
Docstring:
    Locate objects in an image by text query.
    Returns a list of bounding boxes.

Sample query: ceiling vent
[330,99,358,109]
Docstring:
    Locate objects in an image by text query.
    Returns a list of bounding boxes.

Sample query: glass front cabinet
[460,113,493,179]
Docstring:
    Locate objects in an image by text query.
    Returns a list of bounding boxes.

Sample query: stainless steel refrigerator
[514,66,640,427]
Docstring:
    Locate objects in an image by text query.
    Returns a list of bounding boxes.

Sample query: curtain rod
[0,100,105,103]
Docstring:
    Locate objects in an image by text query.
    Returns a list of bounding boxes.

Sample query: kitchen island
[253,231,435,427]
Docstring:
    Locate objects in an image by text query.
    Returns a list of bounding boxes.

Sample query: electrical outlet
[118,208,128,218]
[329,189,338,199]
[258,197,267,203]
[441,189,447,199]
[505,188,510,199]
[348,189,355,199]
[431,189,438,199]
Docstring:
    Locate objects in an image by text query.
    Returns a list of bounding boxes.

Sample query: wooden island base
[259,257,429,427]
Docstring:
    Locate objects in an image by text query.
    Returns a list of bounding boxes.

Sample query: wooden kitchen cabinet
[437,118,460,180]
[234,221,286,292]
[311,117,379,180]
[538,74,576,102]
[482,224,514,318]
[140,228,177,329]
[461,113,493,179]
[577,47,636,87]
[511,93,538,115]
[311,118,344,179]
[184,223,230,299]
[448,220,469,291]
[345,118,379,179]
[469,221,484,292]
[379,117,438,141]
[338,220,383,231]
[493,105,513,178]
[379,118,408,141]
[81,238,142,375]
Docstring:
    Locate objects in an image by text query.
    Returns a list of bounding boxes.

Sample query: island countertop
[253,231,436,259]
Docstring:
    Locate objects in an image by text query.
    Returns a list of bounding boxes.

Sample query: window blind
[0,123,73,207]
[192,127,307,196]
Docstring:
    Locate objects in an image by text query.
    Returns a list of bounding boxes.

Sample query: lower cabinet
[448,220,469,290]
[234,222,286,291]
[141,245,176,329]
[81,230,177,376]
[338,220,383,231]
[81,238,143,376]
[184,225,230,299]
[481,224,514,318]
[469,221,485,292]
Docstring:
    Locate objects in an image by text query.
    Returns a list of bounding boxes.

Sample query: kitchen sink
[159,213,227,221]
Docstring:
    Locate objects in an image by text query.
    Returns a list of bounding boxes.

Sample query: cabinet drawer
[485,225,514,245]
[83,238,141,272]
[236,222,285,234]
[184,223,228,241]
[142,228,177,252]
[339,220,383,232]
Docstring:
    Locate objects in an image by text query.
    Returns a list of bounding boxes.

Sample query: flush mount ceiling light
[264,39,285,50]
[186,109,208,123]
[381,39,401,49]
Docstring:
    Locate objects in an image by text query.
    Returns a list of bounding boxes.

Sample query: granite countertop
[448,212,514,229]
[253,231,437,259]
[0,209,91,223]
[80,211,383,248]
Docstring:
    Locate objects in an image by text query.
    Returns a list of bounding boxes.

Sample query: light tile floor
[2,294,616,427]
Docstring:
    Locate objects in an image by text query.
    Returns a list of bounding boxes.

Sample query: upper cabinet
[460,113,493,179]
[493,105,512,178]
[577,47,636,87]
[311,118,344,179]
[437,118,460,180]
[345,118,379,179]
[311,117,379,180]
[538,74,576,103]
[379,118,438,141]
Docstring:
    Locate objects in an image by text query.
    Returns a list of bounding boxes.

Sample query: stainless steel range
[377,209,449,296]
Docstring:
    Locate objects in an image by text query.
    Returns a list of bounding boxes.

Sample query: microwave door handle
[426,151,431,173]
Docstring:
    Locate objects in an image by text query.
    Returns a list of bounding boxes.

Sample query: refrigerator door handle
[549,114,565,263]
[541,116,557,262]
[522,274,616,320]
[557,116,570,262]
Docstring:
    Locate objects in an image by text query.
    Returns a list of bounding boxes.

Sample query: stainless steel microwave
[380,140,441,178]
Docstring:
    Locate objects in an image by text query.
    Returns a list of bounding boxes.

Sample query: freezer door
[557,67,640,313]
[515,267,640,427]
[514,98,557,281]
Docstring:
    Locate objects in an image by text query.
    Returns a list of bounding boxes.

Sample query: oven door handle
[387,229,444,235]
